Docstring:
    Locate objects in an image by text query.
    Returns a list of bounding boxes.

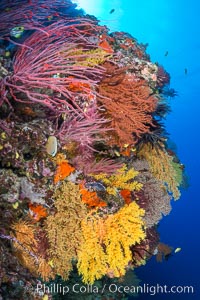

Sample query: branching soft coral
[97,62,158,147]
[72,156,123,176]
[0,0,78,38]
[136,119,168,150]
[10,220,54,281]
[56,110,111,155]
[77,215,108,284]
[67,48,111,67]
[104,202,146,277]
[45,181,87,280]
[91,164,143,195]
[138,143,183,200]
[130,226,159,267]
[132,158,172,227]
[77,202,145,284]
[11,221,38,276]
[0,20,106,114]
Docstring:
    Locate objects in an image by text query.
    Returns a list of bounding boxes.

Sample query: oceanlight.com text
[35,283,194,296]
[107,283,194,296]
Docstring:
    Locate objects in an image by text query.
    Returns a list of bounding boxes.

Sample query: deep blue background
[76,1,200,299]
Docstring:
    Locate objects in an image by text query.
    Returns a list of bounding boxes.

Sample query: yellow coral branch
[91,165,143,195]
[77,202,145,283]
[138,143,183,200]
[45,182,87,280]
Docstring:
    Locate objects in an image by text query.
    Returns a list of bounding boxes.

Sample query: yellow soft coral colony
[77,202,145,284]
[91,164,143,195]
[138,143,183,200]
[77,214,108,284]
[104,202,146,278]
[45,181,87,280]
[61,48,111,67]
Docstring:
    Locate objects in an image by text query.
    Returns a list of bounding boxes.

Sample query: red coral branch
[97,63,158,147]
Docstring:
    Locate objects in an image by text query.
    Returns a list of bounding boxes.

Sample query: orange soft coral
[28,203,48,222]
[98,39,113,53]
[68,78,91,93]
[80,187,107,208]
[54,160,75,184]
[120,189,132,205]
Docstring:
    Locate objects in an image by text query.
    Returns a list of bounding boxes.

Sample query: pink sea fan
[72,156,122,175]
[56,112,111,152]
[0,0,78,39]
[0,19,106,114]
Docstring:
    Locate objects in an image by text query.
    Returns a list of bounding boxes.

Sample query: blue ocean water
[76,0,200,299]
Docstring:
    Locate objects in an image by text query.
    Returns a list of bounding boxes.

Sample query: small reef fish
[164,253,173,261]
[47,15,53,21]
[174,247,181,253]
[4,51,10,57]
[52,73,60,78]
[164,51,169,56]
[114,150,120,157]
[46,136,57,157]
[10,26,24,38]
[12,202,19,209]
[109,9,115,14]
[184,68,188,75]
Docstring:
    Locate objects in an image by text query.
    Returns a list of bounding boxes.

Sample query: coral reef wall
[0,1,185,299]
